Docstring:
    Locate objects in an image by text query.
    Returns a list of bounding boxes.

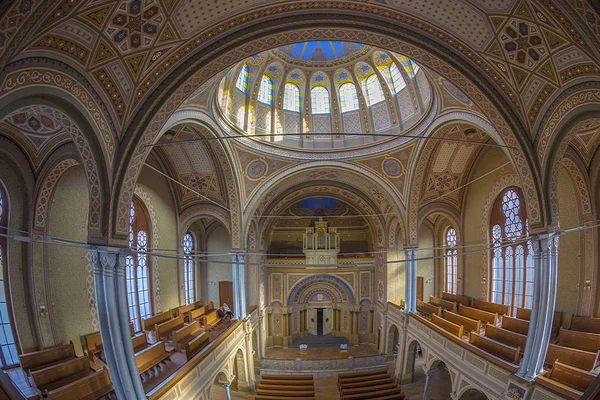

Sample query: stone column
[232,253,247,319]
[517,233,559,381]
[405,248,418,313]
[422,371,431,400]
[91,247,145,399]
[223,383,232,400]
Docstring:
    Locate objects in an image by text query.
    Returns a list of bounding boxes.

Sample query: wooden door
[417,276,424,301]
[323,308,332,335]
[308,308,317,335]
[219,281,234,311]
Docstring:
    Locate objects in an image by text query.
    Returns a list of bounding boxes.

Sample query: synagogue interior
[1,0,600,399]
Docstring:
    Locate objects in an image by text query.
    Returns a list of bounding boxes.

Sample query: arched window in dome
[385,63,406,94]
[127,197,153,332]
[364,75,385,106]
[235,106,245,129]
[0,184,19,367]
[235,63,249,93]
[311,86,330,114]
[257,75,273,106]
[445,228,458,295]
[183,233,195,305]
[339,83,359,112]
[283,83,301,112]
[398,56,419,78]
[490,188,534,314]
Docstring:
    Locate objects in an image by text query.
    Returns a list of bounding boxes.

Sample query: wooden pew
[142,311,172,332]
[339,373,390,387]
[132,333,148,353]
[469,332,520,364]
[557,327,600,352]
[516,308,562,336]
[205,309,222,330]
[343,388,403,400]
[255,397,314,400]
[416,299,441,317]
[341,383,397,395]
[20,342,76,372]
[441,292,471,306]
[431,314,463,338]
[256,388,315,397]
[173,320,203,352]
[82,322,135,362]
[570,316,600,334]
[429,296,457,312]
[545,344,597,371]
[339,377,394,389]
[537,360,595,397]
[459,305,498,325]
[339,369,387,379]
[30,356,92,393]
[442,310,481,333]
[44,368,112,400]
[484,325,526,349]
[135,341,172,376]
[472,299,509,316]
[173,301,204,321]
[262,374,313,380]
[260,379,316,386]
[187,306,206,323]
[502,316,530,335]
[185,331,210,360]
[155,315,185,342]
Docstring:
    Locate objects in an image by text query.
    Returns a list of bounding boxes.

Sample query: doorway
[317,309,323,335]
[219,281,233,311]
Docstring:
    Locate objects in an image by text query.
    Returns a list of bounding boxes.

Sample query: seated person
[222,303,234,319]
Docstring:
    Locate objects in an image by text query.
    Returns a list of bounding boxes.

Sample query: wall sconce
[481,278,486,284]
[584,280,592,290]
[209,281,216,286]
[39,306,48,317]
[425,279,432,284]
[156,288,161,294]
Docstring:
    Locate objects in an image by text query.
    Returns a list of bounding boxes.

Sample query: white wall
[207,226,232,306]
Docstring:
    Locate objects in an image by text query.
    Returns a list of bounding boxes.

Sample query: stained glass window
[127,197,153,332]
[339,83,359,112]
[183,233,195,305]
[236,63,249,93]
[364,75,385,106]
[257,75,273,105]
[398,56,418,78]
[0,185,18,367]
[445,228,458,294]
[490,188,533,315]
[386,63,406,94]
[311,86,330,114]
[236,106,245,129]
[283,83,301,112]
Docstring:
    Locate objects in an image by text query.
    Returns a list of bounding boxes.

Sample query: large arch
[287,275,355,306]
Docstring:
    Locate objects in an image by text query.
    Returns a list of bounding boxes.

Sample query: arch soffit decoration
[560,147,594,222]
[418,201,462,245]
[287,274,356,306]
[111,21,546,243]
[179,203,232,239]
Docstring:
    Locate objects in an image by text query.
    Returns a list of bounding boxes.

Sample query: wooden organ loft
[303,218,340,265]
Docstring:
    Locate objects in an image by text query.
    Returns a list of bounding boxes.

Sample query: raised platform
[290,334,350,348]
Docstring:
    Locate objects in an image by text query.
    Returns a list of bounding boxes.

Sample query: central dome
[216,41,434,153]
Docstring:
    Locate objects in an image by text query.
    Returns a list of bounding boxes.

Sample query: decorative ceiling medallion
[247,159,267,180]
[382,158,403,177]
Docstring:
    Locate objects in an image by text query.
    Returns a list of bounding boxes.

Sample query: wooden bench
[501,316,530,335]
[262,374,313,380]
[537,360,595,398]
[339,373,390,387]
[429,296,457,312]
[343,388,403,400]
[339,377,393,389]
[44,368,112,400]
[469,331,520,364]
[155,315,185,342]
[142,311,172,332]
[260,379,315,386]
[557,327,600,352]
[459,305,498,325]
[339,369,387,379]
[135,341,172,376]
[82,322,135,362]
[255,397,314,400]
[187,306,207,324]
[441,292,471,306]
[256,389,315,397]
[516,308,562,336]
[570,316,600,334]
[443,310,481,333]
[431,314,463,338]
[173,301,203,318]
[132,333,148,353]
[484,324,526,349]
[472,299,509,316]
[20,342,76,372]
[259,384,315,391]
[341,383,397,395]
[30,356,93,393]
[545,344,597,371]
[416,300,441,317]
[173,320,203,352]
[205,309,223,330]
[185,331,210,360]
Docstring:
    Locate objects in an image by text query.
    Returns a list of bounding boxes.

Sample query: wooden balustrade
[469,332,520,364]
[441,292,471,306]
[472,299,509,316]
[557,327,600,352]
[416,299,441,317]
[44,369,112,400]
[143,311,172,332]
[155,315,185,342]
[459,305,498,325]
[135,341,172,376]
[484,325,526,349]
[20,342,76,372]
[442,310,481,333]
[429,296,457,312]
[545,344,597,371]
[431,314,463,338]
[501,316,530,335]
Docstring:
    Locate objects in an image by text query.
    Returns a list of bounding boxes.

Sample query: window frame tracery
[310,86,331,114]
[183,233,195,305]
[363,74,385,106]
[283,83,301,112]
[236,63,249,94]
[386,63,406,94]
[257,75,274,106]
[445,227,458,295]
[339,83,360,112]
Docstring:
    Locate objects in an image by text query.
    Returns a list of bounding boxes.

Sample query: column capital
[90,246,130,277]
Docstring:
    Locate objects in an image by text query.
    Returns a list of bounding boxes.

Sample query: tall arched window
[385,63,406,94]
[445,228,458,294]
[311,87,330,114]
[398,56,419,78]
[236,106,245,129]
[257,75,273,105]
[490,188,533,314]
[127,198,153,332]
[183,233,195,305]
[283,83,301,112]
[339,83,359,112]
[0,185,19,367]
[235,63,249,93]
[364,75,385,106]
